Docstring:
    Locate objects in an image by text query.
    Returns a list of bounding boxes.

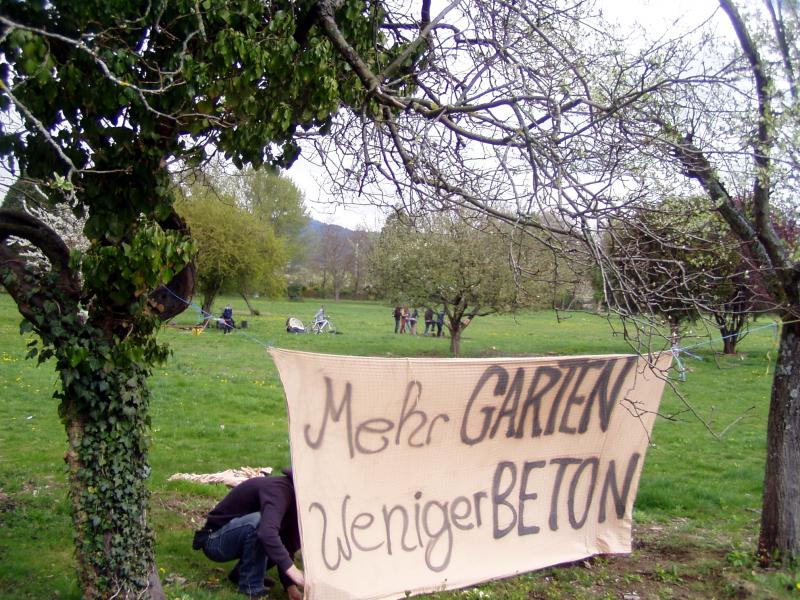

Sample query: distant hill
[302,218,354,237]
[292,218,376,299]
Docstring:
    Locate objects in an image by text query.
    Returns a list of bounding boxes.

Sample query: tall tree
[216,165,310,263]
[660,1,800,563]
[177,186,286,314]
[313,222,353,300]
[347,228,373,297]
[369,211,547,355]
[245,167,309,239]
[0,1,390,597]
[607,195,771,354]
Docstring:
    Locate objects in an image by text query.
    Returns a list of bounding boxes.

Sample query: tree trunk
[449,329,461,355]
[758,320,800,565]
[148,568,166,600]
[1,210,173,599]
[331,272,343,301]
[239,291,260,316]
[448,317,462,355]
[715,310,746,355]
[352,265,360,297]
[201,287,219,319]
[60,352,160,598]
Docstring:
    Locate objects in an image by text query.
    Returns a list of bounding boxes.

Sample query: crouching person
[193,468,304,599]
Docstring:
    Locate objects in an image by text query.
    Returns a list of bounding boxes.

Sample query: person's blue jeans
[203,512,266,595]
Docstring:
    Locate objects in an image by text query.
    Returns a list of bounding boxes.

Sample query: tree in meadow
[369,210,552,354]
[176,185,286,315]
[606,195,773,354]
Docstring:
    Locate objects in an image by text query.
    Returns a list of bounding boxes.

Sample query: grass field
[0,293,796,599]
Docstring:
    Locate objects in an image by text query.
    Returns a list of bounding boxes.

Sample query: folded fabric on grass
[168,467,273,487]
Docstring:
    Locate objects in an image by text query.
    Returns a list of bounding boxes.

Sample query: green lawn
[0,293,795,599]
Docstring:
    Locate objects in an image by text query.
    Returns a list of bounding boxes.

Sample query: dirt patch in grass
[455,520,791,600]
[156,497,792,600]
[154,493,215,526]
[0,490,15,513]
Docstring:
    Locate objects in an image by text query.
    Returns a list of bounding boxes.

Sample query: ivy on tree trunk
[1,209,194,599]
[0,2,392,596]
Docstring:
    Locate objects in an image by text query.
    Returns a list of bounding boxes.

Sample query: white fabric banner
[269,349,670,600]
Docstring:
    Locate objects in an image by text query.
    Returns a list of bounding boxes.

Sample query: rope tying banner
[159,285,273,348]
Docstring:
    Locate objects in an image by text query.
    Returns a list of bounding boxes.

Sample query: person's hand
[287,584,303,600]
[286,564,305,587]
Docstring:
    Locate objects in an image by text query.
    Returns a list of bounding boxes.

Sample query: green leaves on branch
[177,185,287,302]
[0,0,396,595]
[81,218,195,307]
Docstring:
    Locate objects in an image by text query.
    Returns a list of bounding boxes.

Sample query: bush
[302,285,322,299]
[287,283,306,301]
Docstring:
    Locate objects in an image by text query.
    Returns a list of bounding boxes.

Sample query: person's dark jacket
[201,471,300,589]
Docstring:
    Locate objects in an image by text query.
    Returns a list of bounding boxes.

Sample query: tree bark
[714,305,747,355]
[449,329,461,355]
[64,415,96,596]
[201,285,220,319]
[320,269,328,297]
[722,337,737,355]
[448,317,462,355]
[239,291,260,316]
[147,567,166,600]
[759,320,800,564]
[0,209,81,320]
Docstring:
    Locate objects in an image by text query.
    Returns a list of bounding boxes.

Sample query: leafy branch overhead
[0,1,398,598]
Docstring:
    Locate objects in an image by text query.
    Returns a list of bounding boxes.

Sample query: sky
[0,0,725,231]
[286,153,388,232]
[287,0,724,231]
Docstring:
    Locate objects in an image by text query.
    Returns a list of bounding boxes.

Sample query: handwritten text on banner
[269,350,670,600]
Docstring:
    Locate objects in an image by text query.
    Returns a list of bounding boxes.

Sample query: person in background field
[423,307,434,336]
[193,469,304,599]
[436,309,445,337]
[393,305,402,333]
[408,307,419,335]
[222,304,235,334]
[400,305,409,333]
[314,304,326,325]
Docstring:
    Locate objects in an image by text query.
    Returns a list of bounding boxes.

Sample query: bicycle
[311,318,336,334]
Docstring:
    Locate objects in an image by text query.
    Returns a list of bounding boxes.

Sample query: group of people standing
[393,305,445,336]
